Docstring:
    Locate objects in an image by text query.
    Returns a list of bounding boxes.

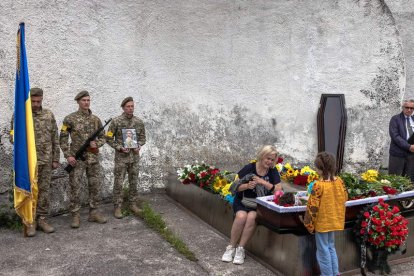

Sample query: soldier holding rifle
[59,91,108,228]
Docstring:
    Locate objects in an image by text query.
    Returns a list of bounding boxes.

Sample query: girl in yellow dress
[303,152,348,276]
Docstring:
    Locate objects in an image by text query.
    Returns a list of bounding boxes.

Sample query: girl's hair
[257,145,278,162]
[314,152,336,181]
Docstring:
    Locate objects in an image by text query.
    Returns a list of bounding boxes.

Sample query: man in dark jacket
[389,100,414,181]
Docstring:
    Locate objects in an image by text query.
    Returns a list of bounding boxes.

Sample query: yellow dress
[303,177,348,233]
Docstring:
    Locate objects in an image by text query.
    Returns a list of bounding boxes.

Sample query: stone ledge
[166,178,414,275]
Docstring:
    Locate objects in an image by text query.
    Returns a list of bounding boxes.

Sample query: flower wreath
[354,198,409,274]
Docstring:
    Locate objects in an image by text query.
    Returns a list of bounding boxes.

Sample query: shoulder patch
[61,124,68,131]
[106,131,114,137]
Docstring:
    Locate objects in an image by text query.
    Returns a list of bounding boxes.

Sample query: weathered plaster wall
[386,0,414,99]
[0,0,408,212]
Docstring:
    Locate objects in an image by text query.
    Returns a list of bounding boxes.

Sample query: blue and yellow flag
[13,22,38,227]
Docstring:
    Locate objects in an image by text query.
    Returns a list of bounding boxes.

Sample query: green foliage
[0,204,23,230]
[139,203,197,262]
[222,171,237,183]
[379,173,414,192]
[121,206,132,217]
[340,171,413,199]
[120,187,133,217]
[140,203,166,230]
[0,181,23,230]
[364,180,386,194]
[122,186,129,202]
[340,172,360,188]
[340,172,364,199]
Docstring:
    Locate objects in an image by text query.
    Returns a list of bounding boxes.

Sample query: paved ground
[1,191,414,275]
[0,191,274,276]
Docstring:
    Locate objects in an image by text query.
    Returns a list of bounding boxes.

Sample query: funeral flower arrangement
[177,163,220,189]
[177,163,236,204]
[274,162,413,205]
[355,198,409,252]
[177,162,414,206]
[276,163,319,187]
[277,161,413,200]
[276,161,321,198]
[354,198,409,274]
[340,170,413,200]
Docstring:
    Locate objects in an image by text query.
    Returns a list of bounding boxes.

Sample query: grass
[0,204,23,231]
[138,202,198,262]
[120,187,197,261]
[0,183,23,230]
[121,208,132,217]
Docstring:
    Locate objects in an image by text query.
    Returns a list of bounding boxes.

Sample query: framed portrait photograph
[122,128,138,148]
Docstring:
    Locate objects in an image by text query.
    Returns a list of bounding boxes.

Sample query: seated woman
[221,145,282,264]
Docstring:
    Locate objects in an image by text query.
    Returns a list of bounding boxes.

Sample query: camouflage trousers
[69,160,102,213]
[37,164,52,217]
[113,161,140,205]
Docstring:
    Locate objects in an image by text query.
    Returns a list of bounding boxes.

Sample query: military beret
[121,97,134,107]
[30,87,43,97]
[74,90,90,101]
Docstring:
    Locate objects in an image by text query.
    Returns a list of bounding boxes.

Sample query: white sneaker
[221,245,236,262]
[233,246,245,264]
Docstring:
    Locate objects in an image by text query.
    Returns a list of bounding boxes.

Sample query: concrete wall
[0,0,411,211]
[387,0,414,99]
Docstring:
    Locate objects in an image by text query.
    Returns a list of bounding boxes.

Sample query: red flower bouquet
[382,186,398,195]
[273,190,284,205]
[355,198,409,274]
[177,163,220,190]
[293,175,309,186]
[357,198,408,252]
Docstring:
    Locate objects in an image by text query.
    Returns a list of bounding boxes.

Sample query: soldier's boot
[130,202,142,216]
[114,205,123,219]
[26,223,36,237]
[71,212,80,228]
[38,216,55,233]
[88,209,108,224]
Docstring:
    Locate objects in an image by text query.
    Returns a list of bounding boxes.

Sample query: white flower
[381,179,391,185]
[177,169,185,178]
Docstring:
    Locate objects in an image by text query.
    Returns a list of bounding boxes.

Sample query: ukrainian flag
[13,22,38,228]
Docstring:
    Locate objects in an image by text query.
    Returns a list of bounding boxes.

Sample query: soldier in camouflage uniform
[9,88,60,237]
[59,91,108,228]
[106,97,146,218]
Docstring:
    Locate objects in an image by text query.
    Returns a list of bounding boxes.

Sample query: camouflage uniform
[10,108,60,217]
[106,113,146,205]
[59,109,106,213]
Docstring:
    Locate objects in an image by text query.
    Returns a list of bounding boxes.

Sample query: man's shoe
[221,245,236,262]
[88,209,108,224]
[130,203,142,215]
[26,223,36,237]
[38,216,55,233]
[71,212,80,228]
[114,206,123,219]
[233,246,245,265]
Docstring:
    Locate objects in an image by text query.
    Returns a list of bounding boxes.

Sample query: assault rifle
[64,118,112,173]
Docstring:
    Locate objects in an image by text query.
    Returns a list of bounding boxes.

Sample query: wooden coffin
[317,94,347,173]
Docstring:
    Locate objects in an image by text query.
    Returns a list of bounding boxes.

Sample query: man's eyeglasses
[403,106,414,110]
